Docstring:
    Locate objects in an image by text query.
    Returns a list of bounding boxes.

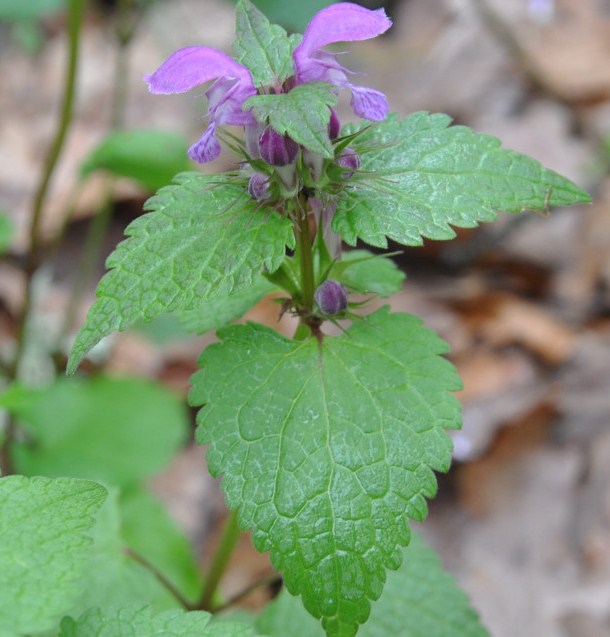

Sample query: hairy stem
[297,203,315,317]
[199,509,241,611]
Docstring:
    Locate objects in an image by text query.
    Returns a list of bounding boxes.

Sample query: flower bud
[314,279,348,316]
[259,126,299,167]
[336,148,360,178]
[328,108,341,140]
[248,172,270,202]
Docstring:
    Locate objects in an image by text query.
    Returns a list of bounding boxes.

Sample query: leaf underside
[190,308,462,637]
[67,173,293,373]
[335,112,591,248]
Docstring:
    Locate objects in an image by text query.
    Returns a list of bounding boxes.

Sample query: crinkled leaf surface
[67,173,293,373]
[60,604,260,637]
[176,276,276,335]
[258,532,489,637]
[334,250,405,297]
[244,83,336,157]
[335,112,591,248]
[119,486,202,603]
[0,475,106,637]
[234,0,293,87]
[191,308,461,637]
[80,129,191,192]
[3,376,188,486]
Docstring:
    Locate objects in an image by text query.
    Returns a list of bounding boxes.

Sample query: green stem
[125,548,193,610]
[11,0,84,377]
[297,204,315,315]
[28,0,84,270]
[199,510,241,611]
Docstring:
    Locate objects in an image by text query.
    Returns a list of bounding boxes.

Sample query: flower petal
[349,85,389,121]
[293,3,391,70]
[144,46,253,95]
[188,123,221,163]
[206,77,256,126]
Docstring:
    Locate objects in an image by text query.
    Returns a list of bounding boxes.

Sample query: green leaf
[234,0,294,87]
[70,489,178,616]
[191,308,461,637]
[0,475,106,637]
[3,376,188,486]
[176,276,276,334]
[335,112,592,248]
[230,0,335,32]
[67,173,294,374]
[0,212,13,254]
[257,532,490,637]
[244,83,336,157]
[334,250,405,297]
[60,604,261,637]
[0,0,64,21]
[119,486,202,603]
[80,129,191,192]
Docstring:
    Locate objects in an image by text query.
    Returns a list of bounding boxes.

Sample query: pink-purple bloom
[144,3,391,164]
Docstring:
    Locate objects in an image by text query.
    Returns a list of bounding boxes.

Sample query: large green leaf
[244,83,336,157]
[335,112,591,248]
[258,532,490,637]
[67,173,293,373]
[0,475,106,637]
[3,376,188,486]
[60,604,260,637]
[80,129,191,192]
[190,308,461,637]
[233,0,294,87]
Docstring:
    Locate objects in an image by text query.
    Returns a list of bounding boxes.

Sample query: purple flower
[144,47,256,163]
[144,3,391,164]
[293,3,392,121]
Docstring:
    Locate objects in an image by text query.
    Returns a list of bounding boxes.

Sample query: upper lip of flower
[143,2,392,163]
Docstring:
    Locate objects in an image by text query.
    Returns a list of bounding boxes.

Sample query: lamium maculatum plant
[64,2,590,636]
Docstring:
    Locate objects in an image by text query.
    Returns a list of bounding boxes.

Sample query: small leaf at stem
[244,83,336,157]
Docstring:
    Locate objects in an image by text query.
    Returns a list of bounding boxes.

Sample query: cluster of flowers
[144,2,391,316]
